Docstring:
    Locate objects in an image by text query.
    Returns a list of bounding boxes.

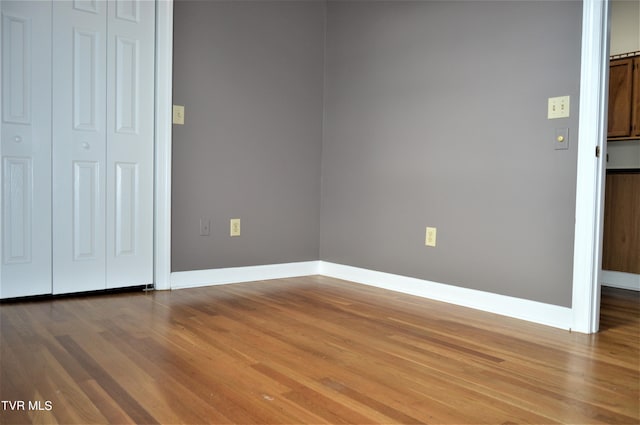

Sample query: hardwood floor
[1,276,638,424]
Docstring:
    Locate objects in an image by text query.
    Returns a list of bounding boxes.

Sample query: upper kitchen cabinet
[608,55,640,140]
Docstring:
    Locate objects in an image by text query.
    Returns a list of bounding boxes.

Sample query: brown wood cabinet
[602,171,640,274]
[607,56,640,139]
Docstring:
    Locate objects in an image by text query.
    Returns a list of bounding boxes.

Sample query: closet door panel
[0,1,52,298]
[52,0,107,294]
[106,0,154,289]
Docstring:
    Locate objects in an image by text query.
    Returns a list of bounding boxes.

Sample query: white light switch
[173,105,185,125]
[548,96,570,119]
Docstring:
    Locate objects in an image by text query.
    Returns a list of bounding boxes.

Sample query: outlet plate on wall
[173,105,185,125]
[425,227,437,247]
[230,218,241,236]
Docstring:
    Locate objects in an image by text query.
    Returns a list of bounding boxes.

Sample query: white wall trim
[601,271,640,291]
[319,262,572,330]
[571,0,610,334]
[169,260,573,329]
[153,0,173,291]
[171,261,321,290]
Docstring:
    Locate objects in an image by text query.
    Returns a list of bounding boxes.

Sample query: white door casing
[0,1,52,298]
[153,0,173,291]
[571,0,610,334]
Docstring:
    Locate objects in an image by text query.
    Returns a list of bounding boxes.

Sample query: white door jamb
[572,0,610,334]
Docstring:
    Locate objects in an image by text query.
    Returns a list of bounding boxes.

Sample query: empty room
[1,0,638,424]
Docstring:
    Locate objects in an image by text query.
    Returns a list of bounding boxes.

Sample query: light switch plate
[173,105,185,125]
[548,96,570,119]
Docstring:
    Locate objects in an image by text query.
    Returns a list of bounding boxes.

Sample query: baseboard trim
[319,261,573,331]
[171,261,321,290]
[170,260,573,330]
[601,270,640,291]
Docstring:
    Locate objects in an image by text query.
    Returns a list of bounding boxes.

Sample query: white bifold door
[1,0,155,298]
[1,1,52,298]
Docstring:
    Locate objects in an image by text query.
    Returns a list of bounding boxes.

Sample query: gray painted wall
[320,1,582,306]
[171,0,325,271]
[172,0,583,307]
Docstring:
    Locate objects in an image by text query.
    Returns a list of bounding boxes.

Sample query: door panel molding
[73,0,99,15]
[115,36,139,134]
[72,161,100,261]
[2,157,32,264]
[2,13,31,124]
[116,0,139,23]
[73,29,100,131]
[115,162,138,257]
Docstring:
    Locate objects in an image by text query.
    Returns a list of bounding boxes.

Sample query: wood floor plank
[55,335,158,425]
[1,278,638,424]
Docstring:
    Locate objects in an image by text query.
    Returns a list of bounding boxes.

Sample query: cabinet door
[52,0,108,294]
[602,172,640,274]
[608,58,633,138]
[0,1,52,298]
[633,58,640,138]
[105,0,155,289]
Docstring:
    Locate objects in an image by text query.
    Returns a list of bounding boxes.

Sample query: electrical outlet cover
[425,227,437,247]
[173,105,185,125]
[230,218,241,236]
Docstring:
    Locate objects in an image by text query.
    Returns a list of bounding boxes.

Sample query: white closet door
[52,0,108,294]
[106,0,154,289]
[0,1,52,299]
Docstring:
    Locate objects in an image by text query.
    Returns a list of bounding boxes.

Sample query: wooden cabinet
[602,171,640,274]
[607,56,640,139]
[635,58,640,138]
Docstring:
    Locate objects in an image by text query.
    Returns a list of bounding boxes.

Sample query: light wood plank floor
[1,276,638,424]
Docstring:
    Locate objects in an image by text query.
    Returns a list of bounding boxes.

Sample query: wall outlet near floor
[425,227,437,247]
[230,218,241,236]
[200,218,210,236]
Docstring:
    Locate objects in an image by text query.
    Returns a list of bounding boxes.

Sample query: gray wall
[171,0,325,271]
[320,1,582,306]
[172,0,583,307]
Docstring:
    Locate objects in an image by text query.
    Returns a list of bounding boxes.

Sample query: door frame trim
[154,0,173,290]
[571,0,610,333]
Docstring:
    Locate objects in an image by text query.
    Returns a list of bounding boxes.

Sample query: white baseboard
[319,261,573,331]
[601,270,640,291]
[169,260,573,330]
[171,261,321,290]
